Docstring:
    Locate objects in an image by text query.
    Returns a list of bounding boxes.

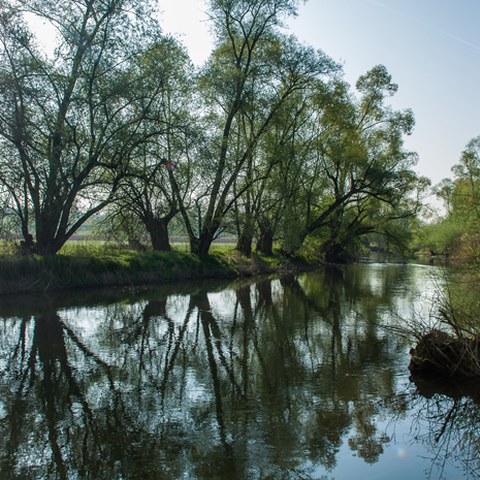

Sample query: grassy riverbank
[0,244,315,295]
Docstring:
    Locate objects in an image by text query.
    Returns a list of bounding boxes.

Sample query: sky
[158,0,480,192]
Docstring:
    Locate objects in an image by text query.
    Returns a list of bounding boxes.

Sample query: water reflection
[407,374,480,479]
[0,264,478,479]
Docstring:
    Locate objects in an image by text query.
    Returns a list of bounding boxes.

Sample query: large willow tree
[277,65,429,259]
[0,0,165,254]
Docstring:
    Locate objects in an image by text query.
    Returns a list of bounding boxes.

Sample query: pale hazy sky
[159,0,480,188]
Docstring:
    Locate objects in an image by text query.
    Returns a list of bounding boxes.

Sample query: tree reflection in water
[406,374,480,479]
[0,264,478,479]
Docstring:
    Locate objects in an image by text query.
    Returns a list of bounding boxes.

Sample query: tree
[280,65,427,259]
[0,0,165,254]
[106,37,197,251]
[173,0,336,255]
[249,88,315,256]
[451,136,480,230]
[232,38,332,256]
[433,178,454,215]
[426,135,480,258]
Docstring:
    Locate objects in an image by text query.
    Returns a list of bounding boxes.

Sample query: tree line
[421,135,480,260]
[0,0,429,260]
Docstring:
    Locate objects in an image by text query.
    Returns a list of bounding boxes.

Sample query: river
[0,262,479,479]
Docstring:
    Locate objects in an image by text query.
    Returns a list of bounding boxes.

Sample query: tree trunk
[146,217,171,251]
[256,227,274,256]
[19,233,38,255]
[324,242,351,264]
[35,212,66,255]
[35,233,64,255]
[323,241,355,264]
[236,230,253,257]
[191,230,214,255]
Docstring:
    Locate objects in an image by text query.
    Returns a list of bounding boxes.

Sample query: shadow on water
[411,373,480,404]
[0,264,479,479]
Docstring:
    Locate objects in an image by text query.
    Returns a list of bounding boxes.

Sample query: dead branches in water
[409,329,480,378]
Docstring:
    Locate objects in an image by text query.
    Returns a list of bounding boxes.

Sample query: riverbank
[0,247,319,295]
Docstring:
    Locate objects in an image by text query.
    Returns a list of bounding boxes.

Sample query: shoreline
[0,249,320,296]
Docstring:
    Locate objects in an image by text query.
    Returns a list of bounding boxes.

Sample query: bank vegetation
[0,241,321,295]
[417,136,480,264]
[407,264,480,379]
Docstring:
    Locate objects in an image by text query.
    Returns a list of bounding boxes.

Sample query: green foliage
[424,134,480,261]
[0,0,166,254]
[271,64,427,259]
[0,0,427,262]
[417,219,464,256]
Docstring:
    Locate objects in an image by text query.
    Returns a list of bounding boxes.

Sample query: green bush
[416,219,464,255]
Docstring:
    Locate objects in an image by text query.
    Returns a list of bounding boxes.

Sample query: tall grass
[408,266,480,378]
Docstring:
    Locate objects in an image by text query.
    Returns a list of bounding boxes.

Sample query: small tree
[427,135,480,259]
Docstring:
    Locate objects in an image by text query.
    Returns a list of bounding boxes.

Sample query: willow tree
[232,37,335,257]
[173,0,335,255]
[235,87,313,257]
[102,37,198,251]
[280,65,428,259]
[0,0,165,254]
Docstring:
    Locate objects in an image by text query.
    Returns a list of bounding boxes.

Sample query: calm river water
[0,263,479,480]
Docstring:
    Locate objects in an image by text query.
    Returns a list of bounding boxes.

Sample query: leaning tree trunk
[324,242,351,264]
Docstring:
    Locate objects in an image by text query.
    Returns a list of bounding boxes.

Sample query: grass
[0,248,220,295]
[0,240,314,295]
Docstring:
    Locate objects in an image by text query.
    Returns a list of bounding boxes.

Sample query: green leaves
[0,1,426,259]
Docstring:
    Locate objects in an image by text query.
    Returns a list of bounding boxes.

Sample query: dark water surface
[1,263,479,480]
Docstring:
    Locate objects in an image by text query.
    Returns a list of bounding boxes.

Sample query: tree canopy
[0,0,427,260]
